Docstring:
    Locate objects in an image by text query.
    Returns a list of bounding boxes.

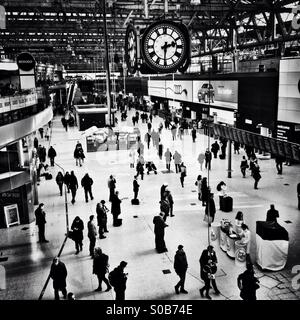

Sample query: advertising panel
[192,80,238,110]
[148,80,166,98]
[278,58,300,124]
[165,80,193,102]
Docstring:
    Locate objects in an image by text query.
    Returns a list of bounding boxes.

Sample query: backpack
[108,268,117,287]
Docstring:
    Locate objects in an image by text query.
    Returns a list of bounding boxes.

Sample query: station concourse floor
[0,109,300,301]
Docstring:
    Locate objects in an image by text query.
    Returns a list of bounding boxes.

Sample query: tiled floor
[0,108,299,300]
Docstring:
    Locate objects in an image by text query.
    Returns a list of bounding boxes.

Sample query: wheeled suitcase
[131,199,140,205]
[221,196,233,212]
[114,218,122,226]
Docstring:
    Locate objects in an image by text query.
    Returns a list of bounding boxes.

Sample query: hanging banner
[0,5,6,30]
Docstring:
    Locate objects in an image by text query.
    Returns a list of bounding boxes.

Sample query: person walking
[204,193,216,225]
[191,127,197,143]
[164,148,172,172]
[147,121,152,132]
[297,182,300,210]
[109,261,128,301]
[266,204,279,223]
[129,149,136,168]
[87,215,97,258]
[81,173,94,202]
[55,171,64,196]
[108,175,116,202]
[48,146,57,166]
[252,160,261,189]
[180,162,187,188]
[234,141,240,154]
[133,175,140,200]
[69,171,78,204]
[45,127,50,141]
[96,200,109,238]
[195,175,202,201]
[71,216,84,255]
[144,131,151,149]
[64,171,71,193]
[111,191,122,226]
[171,123,177,141]
[50,257,67,300]
[160,183,168,201]
[35,203,49,243]
[211,141,220,159]
[201,177,209,207]
[166,189,174,217]
[160,195,170,222]
[158,140,163,160]
[235,211,244,236]
[136,158,144,180]
[205,148,212,170]
[61,117,68,131]
[240,156,249,178]
[93,247,112,292]
[178,124,184,140]
[240,224,251,263]
[275,156,284,174]
[153,212,168,253]
[237,263,260,301]
[74,143,85,167]
[198,152,205,171]
[173,151,182,173]
[174,245,188,294]
[199,245,220,299]
[39,127,44,139]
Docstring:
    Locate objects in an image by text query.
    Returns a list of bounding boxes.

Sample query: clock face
[125,25,138,74]
[142,21,188,72]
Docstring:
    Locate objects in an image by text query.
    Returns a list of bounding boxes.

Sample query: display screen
[193,80,238,110]
[165,80,193,102]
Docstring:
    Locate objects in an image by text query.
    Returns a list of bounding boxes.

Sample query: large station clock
[141,20,189,73]
[125,24,138,74]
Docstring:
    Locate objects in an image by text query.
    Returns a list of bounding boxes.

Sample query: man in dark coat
[110,261,128,301]
[96,200,109,238]
[69,171,78,204]
[211,141,220,158]
[87,215,97,257]
[108,175,116,202]
[111,191,122,226]
[174,245,188,294]
[133,176,140,200]
[199,245,220,299]
[266,204,279,223]
[205,148,212,170]
[160,196,170,222]
[81,173,94,202]
[61,117,68,131]
[252,161,261,189]
[71,216,84,254]
[191,127,197,142]
[93,248,112,292]
[50,257,67,300]
[237,263,260,301]
[35,203,48,243]
[48,146,57,166]
[205,193,216,225]
[160,183,168,200]
[153,212,168,253]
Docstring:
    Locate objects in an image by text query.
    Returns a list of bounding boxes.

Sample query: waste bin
[235,240,247,267]
[209,222,220,245]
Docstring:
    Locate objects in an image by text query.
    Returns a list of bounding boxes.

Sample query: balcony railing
[0,90,38,114]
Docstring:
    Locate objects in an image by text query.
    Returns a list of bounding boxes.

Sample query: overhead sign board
[17,52,36,71]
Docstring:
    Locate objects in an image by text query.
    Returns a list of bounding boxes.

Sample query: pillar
[227,140,232,178]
